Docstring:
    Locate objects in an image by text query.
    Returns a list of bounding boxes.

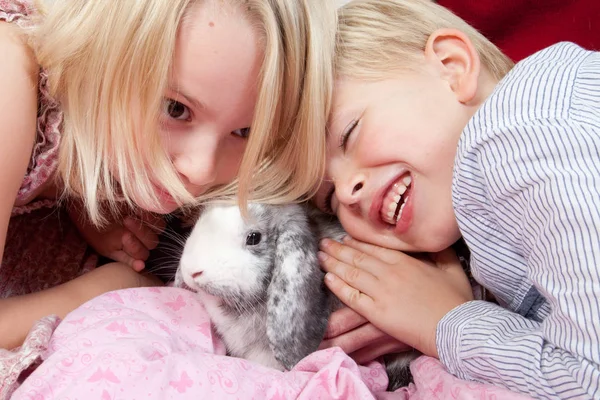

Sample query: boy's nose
[336,174,365,207]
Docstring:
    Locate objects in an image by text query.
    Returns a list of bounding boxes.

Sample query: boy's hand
[319,306,411,363]
[318,237,473,358]
[69,203,166,271]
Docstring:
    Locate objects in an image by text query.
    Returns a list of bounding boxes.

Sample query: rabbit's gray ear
[266,206,331,370]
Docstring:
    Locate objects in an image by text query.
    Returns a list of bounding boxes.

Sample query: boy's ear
[424,28,480,104]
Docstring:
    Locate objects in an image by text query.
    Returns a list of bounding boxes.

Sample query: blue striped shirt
[438,42,600,399]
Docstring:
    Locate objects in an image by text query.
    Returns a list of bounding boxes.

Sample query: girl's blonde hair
[31,0,336,224]
[335,0,513,82]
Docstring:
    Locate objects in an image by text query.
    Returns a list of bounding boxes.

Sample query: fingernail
[317,251,328,262]
[320,238,332,248]
[325,272,336,282]
[133,260,145,272]
[342,235,352,243]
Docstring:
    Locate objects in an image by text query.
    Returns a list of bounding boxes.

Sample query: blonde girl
[0,0,335,350]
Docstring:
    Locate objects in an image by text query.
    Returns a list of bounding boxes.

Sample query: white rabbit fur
[176,202,416,390]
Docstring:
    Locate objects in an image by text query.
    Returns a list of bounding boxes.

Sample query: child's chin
[141,202,178,215]
[419,234,462,254]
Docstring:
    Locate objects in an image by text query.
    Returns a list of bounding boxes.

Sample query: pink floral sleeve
[0,1,83,397]
[0,0,63,211]
[0,316,59,399]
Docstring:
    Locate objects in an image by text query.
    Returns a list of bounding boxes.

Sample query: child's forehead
[328,81,363,126]
[327,79,374,140]
[330,77,390,111]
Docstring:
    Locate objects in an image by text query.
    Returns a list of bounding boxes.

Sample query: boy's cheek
[337,214,371,245]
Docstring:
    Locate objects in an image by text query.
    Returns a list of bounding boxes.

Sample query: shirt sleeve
[437,51,600,399]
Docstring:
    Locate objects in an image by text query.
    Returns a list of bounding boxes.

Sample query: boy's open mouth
[380,173,412,225]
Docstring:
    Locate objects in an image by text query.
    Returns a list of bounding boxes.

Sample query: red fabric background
[438,0,600,61]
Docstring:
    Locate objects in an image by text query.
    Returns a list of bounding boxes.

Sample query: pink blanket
[13,288,531,399]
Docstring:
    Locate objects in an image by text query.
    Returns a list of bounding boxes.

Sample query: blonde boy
[317,0,600,398]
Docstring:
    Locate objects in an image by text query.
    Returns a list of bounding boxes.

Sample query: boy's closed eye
[314,181,337,215]
[339,118,360,152]
[318,117,361,215]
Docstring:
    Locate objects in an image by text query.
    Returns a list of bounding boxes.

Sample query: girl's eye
[232,127,251,138]
[164,99,191,120]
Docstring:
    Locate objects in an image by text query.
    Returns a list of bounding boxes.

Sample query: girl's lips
[152,184,178,210]
[155,187,175,203]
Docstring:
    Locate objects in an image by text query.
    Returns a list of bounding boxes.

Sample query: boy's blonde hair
[31,0,336,224]
[335,0,513,82]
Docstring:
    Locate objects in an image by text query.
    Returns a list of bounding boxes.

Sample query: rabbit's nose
[191,271,204,279]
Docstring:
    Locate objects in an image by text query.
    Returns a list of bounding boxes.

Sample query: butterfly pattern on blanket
[11,287,533,399]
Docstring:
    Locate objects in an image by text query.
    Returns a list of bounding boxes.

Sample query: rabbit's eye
[246,231,262,246]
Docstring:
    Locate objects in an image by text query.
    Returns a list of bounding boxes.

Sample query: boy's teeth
[397,202,406,222]
[381,174,412,225]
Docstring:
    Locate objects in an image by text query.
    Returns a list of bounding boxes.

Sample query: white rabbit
[176,202,417,390]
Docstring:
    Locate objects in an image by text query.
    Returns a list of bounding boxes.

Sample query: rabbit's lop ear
[266,205,330,370]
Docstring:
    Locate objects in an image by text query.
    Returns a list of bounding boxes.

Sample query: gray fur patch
[384,352,419,391]
[265,204,331,369]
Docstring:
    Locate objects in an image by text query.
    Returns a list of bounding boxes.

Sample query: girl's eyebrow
[167,85,205,110]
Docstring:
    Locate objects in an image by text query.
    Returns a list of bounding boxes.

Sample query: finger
[320,238,383,276]
[102,226,125,251]
[122,230,150,261]
[138,212,167,234]
[107,251,145,272]
[319,321,383,354]
[318,251,380,296]
[340,236,407,265]
[107,250,137,268]
[323,271,375,315]
[351,338,412,365]
[324,307,368,339]
[124,217,160,251]
[131,259,146,272]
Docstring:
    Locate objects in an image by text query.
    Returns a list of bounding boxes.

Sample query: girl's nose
[173,140,219,188]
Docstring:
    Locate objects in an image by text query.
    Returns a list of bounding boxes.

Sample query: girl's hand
[69,203,166,271]
[318,237,473,358]
[319,306,411,364]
